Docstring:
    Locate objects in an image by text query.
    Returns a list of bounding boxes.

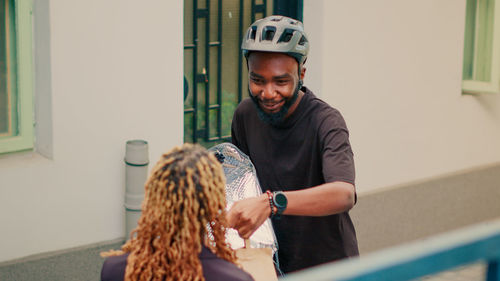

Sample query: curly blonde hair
[102,143,236,280]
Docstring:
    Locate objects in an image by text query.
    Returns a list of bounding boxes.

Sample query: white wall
[2,0,500,263]
[0,0,183,262]
[305,0,500,192]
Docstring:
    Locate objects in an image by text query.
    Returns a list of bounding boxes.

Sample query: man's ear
[300,66,306,81]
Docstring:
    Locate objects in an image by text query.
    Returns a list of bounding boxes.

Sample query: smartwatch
[272,191,288,217]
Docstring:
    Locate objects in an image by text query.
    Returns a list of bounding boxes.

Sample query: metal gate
[183,0,302,147]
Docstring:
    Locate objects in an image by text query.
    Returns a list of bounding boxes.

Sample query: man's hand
[226,194,271,239]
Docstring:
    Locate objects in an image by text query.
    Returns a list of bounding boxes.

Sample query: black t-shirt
[231,87,359,273]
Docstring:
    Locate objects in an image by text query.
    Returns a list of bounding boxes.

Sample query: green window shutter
[462,0,500,94]
[0,0,34,154]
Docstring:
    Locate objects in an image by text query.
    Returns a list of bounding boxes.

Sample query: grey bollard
[124,140,149,240]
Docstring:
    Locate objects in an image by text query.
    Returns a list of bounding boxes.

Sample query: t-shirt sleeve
[319,110,355,186]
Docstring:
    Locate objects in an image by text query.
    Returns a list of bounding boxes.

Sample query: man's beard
[249,81,302,126]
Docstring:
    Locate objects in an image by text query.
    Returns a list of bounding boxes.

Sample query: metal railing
[281,218,500,281]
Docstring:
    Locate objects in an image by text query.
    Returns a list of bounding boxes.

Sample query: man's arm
[283,181,355,215]
[226,181,355,239]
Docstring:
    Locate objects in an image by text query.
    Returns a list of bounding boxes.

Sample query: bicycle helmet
[241,15,309,65]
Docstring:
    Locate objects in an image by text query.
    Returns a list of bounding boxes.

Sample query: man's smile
[259,100,285,113]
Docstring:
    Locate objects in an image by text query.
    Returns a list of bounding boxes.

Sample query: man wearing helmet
[227,16,359,274]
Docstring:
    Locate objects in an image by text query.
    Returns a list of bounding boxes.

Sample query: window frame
[462,0,500,94]
[0,0,34,154]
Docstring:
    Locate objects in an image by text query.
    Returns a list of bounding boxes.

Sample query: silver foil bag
[209,143,277,252]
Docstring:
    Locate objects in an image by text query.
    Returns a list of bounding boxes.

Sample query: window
[462,0,500,94]
[0,0,33,154]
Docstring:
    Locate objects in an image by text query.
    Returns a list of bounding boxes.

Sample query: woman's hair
[102,143,236,281]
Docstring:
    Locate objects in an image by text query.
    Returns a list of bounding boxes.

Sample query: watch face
[274,192,287,208]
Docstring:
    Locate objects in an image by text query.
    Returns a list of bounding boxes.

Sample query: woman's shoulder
[101,254,129,281]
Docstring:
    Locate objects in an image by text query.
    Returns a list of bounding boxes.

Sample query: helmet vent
[278,29,295,43]
[248,26,257,40]
[262,26,276,41]
[298,35,308,46]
